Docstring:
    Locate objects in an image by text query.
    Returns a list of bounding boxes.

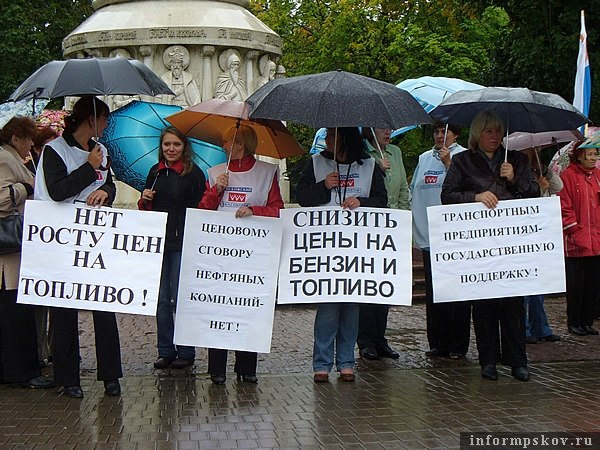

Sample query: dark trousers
[357,304,389,350]
[208,349,257,376]
[52,307,123,387]
[0,289,41,383]
[472,297,526,368]
[565,256,600,327]
[423,250,471,355]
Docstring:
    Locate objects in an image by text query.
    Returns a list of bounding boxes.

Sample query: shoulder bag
[0,185,24,254]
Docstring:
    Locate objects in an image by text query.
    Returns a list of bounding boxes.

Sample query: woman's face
[374,128,391,147]
[577,148,599,170]
[325,128,342,152]
[161,132,185,163]
[91,113,109,138]
[11,134,34,158]
[433,127,458,149]
[223,136,244,159]
[478,125,503,153]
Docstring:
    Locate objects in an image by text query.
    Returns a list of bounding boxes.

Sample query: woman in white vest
[199,123,284,384]
[296,127,387,383]
[35,96,122,399]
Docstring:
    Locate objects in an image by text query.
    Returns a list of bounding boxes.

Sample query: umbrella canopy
[9,57,174,101]
[247,70,431,129]
[392,76,483,137]
[165,98,304,159]
[0,99,49,128]
[101,100,226,191]
[503,130,583,151]
[579,128,600,149]
[430,87,590,133]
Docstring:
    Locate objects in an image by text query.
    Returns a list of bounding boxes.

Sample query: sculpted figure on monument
[215,49,247,101]
[161,45,201,107]
[256,55,276,90]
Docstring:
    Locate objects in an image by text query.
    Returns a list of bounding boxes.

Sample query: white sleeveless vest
[312,153,375,206]
[208,159,278,212]
[35,136,110,203]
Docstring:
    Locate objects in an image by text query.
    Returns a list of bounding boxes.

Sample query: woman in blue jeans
[138,126,205,370]
[296,127,387,382]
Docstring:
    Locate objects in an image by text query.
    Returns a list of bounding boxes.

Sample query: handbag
[0,185,24,255]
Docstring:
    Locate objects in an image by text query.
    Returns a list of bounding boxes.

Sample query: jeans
[156,251,194,360]
[313,303,359,372]
[524,295,553,338]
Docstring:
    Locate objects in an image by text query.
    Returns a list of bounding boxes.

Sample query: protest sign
[174,209,282,353]
[278,206,412,305]
[18,200,167,315]
[428,197,565,302]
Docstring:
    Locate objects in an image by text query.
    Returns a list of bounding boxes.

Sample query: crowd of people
[0,99,598,397]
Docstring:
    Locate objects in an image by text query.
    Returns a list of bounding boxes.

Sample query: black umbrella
[247,70,431,129]
[430,87,589,133]
[9,57,174,101]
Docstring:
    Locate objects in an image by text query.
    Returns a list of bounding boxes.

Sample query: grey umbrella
[247,70,431,129]
[9,57,174,101]
[430,87,589,133]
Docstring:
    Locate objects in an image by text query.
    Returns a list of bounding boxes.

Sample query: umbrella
[165,98,304,159]
[430,87,590,133]
[392,76,484,137]
[9,57,174,101]
[503,130,583,151]
[101,100,226,191]
[0,99,49,128]
[246,70,431,129]
[579,128,600,149]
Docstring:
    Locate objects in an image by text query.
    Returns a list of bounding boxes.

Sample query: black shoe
[425,348,447,358]
[104,380,121,396]
[359,346,380,360]
[154,357,175,369]
[511,366,530,381]
[236,374,258,383]
[211,375,226,385]
[584,326,599,335]
[27,376,54,389]
[171,358,194,369]
[63,385,84,398]
[525,335,538,344]
[569,325,588,336]
[448,352,464,360]
[377,344,400,359]
[539,334,561,342]
[481,364,498,380]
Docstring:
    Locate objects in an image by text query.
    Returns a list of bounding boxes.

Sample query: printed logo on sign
[228,192,247,203]
[340,179,355,188]
[425,176,438,184]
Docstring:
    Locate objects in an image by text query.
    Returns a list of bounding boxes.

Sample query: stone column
[245,50,259,97]
[139,46,155,102]
[201,45,215,101]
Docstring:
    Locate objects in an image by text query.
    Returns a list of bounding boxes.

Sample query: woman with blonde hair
[199,124,283,384]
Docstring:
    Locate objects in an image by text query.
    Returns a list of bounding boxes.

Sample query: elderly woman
[36,96,122,398]
[558,143,600,336]
[441,111,540,382]
[296,127,387,383]
[0,117,53,389]
[199,124,283,385]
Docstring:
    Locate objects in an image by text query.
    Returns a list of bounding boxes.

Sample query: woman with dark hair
[35,96,122,398]
[0,117,54,389]
[199,124,283,385]
[441,111,539,382]
[138,126,206,370]
[296,127,387,383]
[558,143,600,336]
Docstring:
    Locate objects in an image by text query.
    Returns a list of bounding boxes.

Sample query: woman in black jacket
[138,126,206,370]
[441,111,540,382]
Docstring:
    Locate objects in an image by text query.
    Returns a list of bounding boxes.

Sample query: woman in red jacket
[199,124,283,384]
[558,143,600,336]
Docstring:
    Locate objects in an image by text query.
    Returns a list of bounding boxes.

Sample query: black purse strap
[7,185,19,215]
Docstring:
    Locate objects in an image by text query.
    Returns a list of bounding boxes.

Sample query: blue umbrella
[101,100,226,191]
[0,99,49,128]
[392,76,484,137]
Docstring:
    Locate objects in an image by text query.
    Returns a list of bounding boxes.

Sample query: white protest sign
[174,209,282,353]
[18,200,167,315]
[278,206,412,305]
[428,197,565,302]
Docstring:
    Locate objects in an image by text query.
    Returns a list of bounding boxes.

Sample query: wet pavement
[1,296,600,448]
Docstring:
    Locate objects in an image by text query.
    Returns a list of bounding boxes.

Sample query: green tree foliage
[0,0,93,100]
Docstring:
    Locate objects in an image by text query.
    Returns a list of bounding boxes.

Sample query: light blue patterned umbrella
[101,100,226,191]
[0,99,49,128]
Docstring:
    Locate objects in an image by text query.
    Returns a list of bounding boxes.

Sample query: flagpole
[573,9,591,134]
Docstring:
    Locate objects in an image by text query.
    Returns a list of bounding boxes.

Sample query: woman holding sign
[199,123,283,385]
[296,127,387,383]
[138,126,205,370]
[35,96,122,398]
[0,117,54,389]
[441,111,539,382]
